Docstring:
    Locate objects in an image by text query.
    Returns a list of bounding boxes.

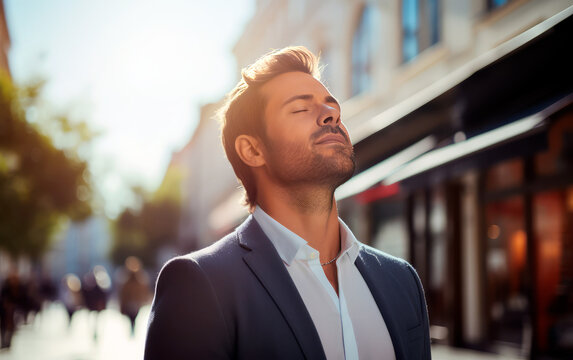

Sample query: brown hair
[219,46,321,212]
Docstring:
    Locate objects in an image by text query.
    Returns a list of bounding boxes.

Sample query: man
[144,46,431,359]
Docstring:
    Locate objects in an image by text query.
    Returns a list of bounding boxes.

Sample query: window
[402,0,440,63]
[371,198,408,260]
[534,189,572,352]
[351,5,378,96]
[485,196,529,348]
[488,0,509,11]
[486,158,523,192]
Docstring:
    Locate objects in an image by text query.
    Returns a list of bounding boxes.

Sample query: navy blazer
[144,216,431,359]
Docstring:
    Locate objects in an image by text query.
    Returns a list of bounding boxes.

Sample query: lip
[315,134,348,145]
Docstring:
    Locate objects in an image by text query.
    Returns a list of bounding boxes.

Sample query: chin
[334,166,355,188]
[325,155,356,189]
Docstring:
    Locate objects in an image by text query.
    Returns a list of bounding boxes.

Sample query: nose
[317,104,341,127]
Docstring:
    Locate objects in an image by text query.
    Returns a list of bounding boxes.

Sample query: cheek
[265,131,310,157]
[271,122,312,142]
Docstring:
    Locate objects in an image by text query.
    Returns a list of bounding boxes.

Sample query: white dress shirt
[253,206,395,360]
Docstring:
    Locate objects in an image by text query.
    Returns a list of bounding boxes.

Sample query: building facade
[177,102,241,251]
[178,0,573,358]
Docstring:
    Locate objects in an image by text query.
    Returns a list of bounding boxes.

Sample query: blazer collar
[355,250,407,360]
[237,216,326,360]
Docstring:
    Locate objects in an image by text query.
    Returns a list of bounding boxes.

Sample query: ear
[235,135,266,168]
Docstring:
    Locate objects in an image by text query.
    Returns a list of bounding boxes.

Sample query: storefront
[338,9,573,358]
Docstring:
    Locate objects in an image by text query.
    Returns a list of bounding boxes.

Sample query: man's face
[258,71,355,189]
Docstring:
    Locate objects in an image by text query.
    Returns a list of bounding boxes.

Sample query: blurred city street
[0,301,149,360]
[1,1,572,359]
[0,300,524,360]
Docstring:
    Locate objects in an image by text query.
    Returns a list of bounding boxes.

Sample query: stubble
[263,126,356,191]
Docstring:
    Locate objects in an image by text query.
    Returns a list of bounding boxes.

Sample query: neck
[257,184,341,263]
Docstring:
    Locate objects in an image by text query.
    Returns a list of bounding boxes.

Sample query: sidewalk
[0,303,524,360]
[0,302,148,360]
[432,344,523,360]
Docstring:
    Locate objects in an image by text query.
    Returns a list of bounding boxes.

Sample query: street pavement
[0,301,148,360]
[0,302,524,360]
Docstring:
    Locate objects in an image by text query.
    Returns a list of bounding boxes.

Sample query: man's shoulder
[154,228,244,290]
[172,229,242,266]
[356,244,424,297]
[160,215,260,271]
[357,243,413,272]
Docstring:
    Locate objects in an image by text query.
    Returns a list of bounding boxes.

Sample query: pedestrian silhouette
[60,274,83,328]
[81,266,111,341]
[0,271,23,349]
[119,256,151,336]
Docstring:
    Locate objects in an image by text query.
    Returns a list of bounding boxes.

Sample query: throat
[284,185,335,215]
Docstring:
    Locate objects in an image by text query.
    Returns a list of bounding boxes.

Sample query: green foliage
[153,165,184,205]
[111,196,181,268]
[112,159,185,268]
[0,72,94,259]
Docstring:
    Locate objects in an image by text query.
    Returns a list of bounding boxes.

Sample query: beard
[262,126,356,191]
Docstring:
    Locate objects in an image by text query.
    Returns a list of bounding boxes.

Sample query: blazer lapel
[237,216,326,360]
[355,251,407,360]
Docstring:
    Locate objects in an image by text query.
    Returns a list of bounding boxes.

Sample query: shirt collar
[253,205,361,265]
[253,206,306,265]
[339,218,360,263]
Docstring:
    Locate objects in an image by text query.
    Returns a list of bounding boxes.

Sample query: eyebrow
[281,94,340,109]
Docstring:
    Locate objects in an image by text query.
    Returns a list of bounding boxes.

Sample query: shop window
[534,189,573,355]
[411,191,428,284]
[402,0,440,63]
[408,187,450,342]
[427,187,448,341]
[485,196,529,349]
[371,198,408,260]
[351,4,377,96]
[486,158,523,192]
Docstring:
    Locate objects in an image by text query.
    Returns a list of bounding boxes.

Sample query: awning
[384,113,545,184]
[337,112,544,200]
[335,136,436,200]
[384,96,571,186]
[337,95,572,200]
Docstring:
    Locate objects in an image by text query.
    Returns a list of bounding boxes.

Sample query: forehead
[261,71,332,107]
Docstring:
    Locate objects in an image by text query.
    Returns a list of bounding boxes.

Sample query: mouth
[315,133,349,146]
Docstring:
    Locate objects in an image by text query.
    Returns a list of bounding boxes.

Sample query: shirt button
[310,252,317,260]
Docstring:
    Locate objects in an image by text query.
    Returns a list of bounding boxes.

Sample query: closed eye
[292,109,308,114]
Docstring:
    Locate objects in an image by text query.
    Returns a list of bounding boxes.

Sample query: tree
[111,160,184,268]
[0,73,93,260]
[111,196,181,268]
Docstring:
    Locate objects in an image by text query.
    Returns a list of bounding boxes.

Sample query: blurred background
[0,0,572,359]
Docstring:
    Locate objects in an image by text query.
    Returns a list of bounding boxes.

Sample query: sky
[4,0,255,218]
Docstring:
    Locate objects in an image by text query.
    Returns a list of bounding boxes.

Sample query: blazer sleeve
[144,257,232,360]
[407,263,432,360]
